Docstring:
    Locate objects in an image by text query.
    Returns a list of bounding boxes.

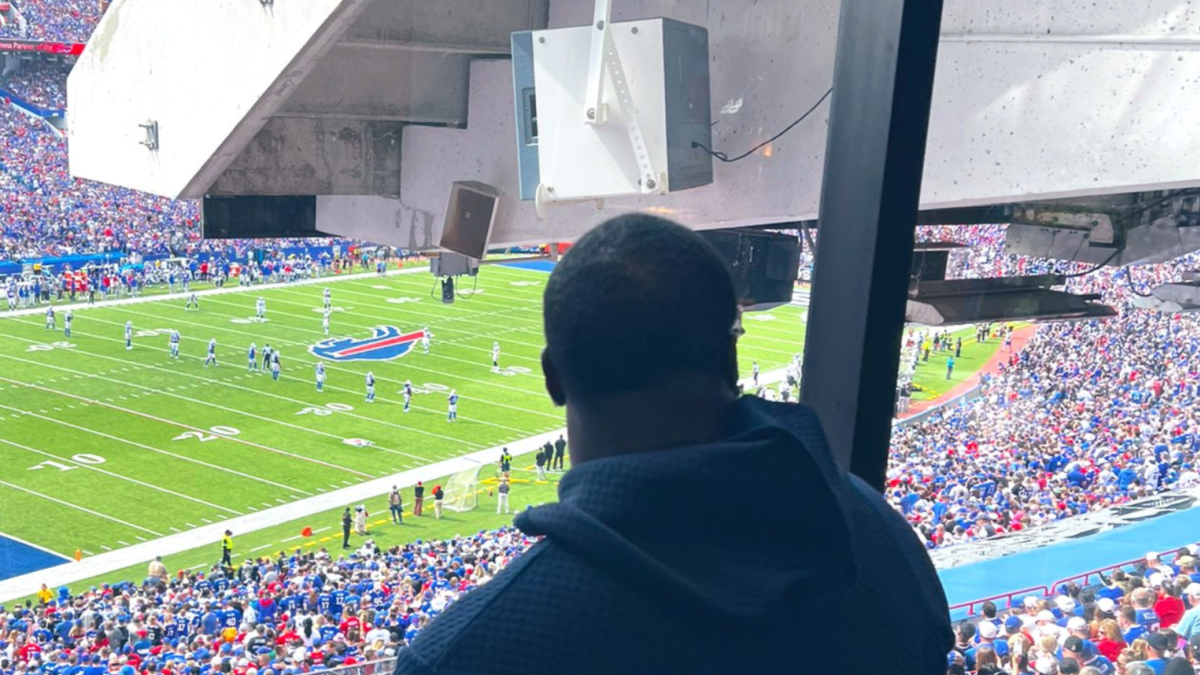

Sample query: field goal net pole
[443,459,483,512]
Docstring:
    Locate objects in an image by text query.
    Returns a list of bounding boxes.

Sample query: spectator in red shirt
[1156,579,1187,629]
[1095,618,1126,663]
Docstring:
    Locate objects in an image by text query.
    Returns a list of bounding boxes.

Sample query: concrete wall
[374,0,1200,248]
[67,0,1200,249]
[67,0,371,198]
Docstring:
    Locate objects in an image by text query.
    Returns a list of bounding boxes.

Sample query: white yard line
[0,435,243,515]
[0,479,163,537]
[0,346,441,465]
[0,379,312,494]
[0,364,375,479]
[0,427,567,602]
[9,325,494,450]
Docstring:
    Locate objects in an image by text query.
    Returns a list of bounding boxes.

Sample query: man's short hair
[543,215,737,398]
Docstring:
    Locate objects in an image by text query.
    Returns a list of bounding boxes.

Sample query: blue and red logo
[309,326,425,362]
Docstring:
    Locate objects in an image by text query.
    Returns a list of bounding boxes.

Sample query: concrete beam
[209,117,402,197]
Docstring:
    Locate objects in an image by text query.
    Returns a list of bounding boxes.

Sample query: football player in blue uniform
[403,380,413,412]
[315,361,326,391]
[271,351,281,381]
[44,306,55,331]
[125,321,133,350]
[447,389,458,422]
[205,338,218,367]
[169,330,180,360]
[248,343,258,372]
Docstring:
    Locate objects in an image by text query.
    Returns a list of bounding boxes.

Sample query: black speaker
[202,196,322,240]
[441,277,455,304]
[439,182,500,260]
[697,229,800,310]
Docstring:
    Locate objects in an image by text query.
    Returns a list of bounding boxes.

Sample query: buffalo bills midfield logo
[309,326,425,362]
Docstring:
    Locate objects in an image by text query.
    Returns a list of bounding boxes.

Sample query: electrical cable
[1124,269,1154,298]
[692,87,833,163]
[1062,249,1121,278]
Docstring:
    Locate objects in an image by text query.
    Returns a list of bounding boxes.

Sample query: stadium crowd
[0,528,536,675]
[2,61,70,110]
[7,0,103,43]
[949,547,1200,675]
[890,224,1200,551]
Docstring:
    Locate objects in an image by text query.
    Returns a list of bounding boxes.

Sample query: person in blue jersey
[63,310,72,338]
[168,330,180,360]
[271,350,281,381]
[394,214,951,675]
[1133,587,1163,632]
[316,362,326,392]
[45,305,55,330]
[248,343,257,372]
[125,320,133,350]
[403,380,413,412]
[204,338,218,367]
[366,371,376,402]
[446,389,458,422]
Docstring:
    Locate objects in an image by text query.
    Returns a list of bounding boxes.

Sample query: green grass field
[0,262,807,598]
[907,326,1012,401]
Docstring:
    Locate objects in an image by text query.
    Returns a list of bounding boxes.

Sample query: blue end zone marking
[500,260,557,273]
[0,533,70,582]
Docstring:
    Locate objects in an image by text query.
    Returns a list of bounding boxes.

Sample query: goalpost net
[442,459,483,512]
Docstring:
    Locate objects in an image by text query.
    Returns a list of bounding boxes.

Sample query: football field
[0,262,807,589]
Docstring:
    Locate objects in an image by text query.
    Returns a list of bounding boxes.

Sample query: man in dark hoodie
[394,214,952,673]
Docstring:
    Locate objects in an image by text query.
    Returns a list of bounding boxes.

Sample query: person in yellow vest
[220,530,233,567]
[36,584,53,605]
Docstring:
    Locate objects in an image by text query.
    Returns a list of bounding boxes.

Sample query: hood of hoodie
[515,397,856,622]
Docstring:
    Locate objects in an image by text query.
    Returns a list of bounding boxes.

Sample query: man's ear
[725,335,740,393]
[542,349,567,407]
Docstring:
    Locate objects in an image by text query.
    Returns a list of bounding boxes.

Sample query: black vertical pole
[800,0,945,491]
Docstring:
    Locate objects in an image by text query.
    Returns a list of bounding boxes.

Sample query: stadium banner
[0,39,85,56]
[0,2,11,10]
[0,245,346,276]
[0,87,65,119]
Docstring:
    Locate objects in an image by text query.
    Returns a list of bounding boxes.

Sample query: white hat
[1147,551,1161,561]
[1056,596,1076,612]
[1187,583,1200,597]
[1150,573,1166,588]
[1067,616,1087,631]
[1097,597,1116,613]
[1036,610,1056,623]
[1035,656,1058,674]
[978,621,998,639]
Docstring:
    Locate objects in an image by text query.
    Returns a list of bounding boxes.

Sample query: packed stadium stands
[8,8,1200,675]
[2,61,70,110]
[8,0,102,43]
[0,528,536,675]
